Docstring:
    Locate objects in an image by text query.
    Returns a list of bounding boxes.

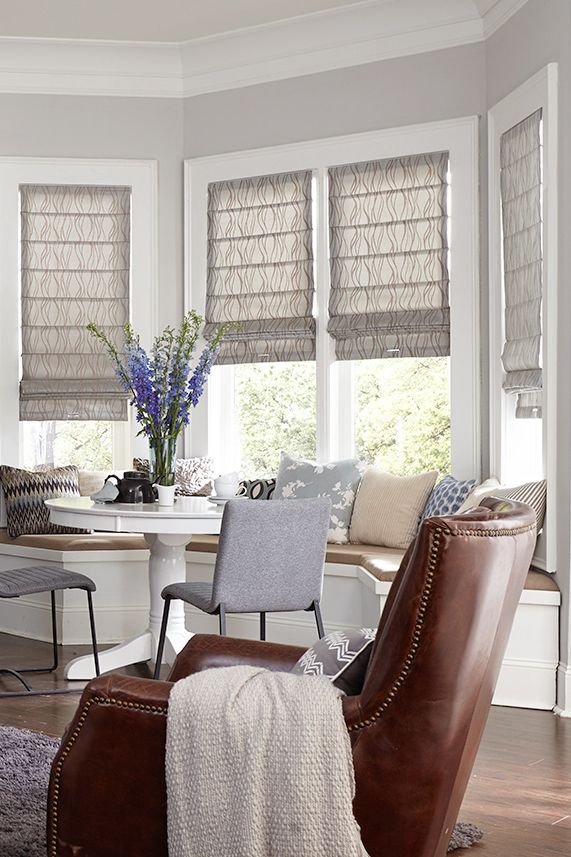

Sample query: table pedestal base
[64,533,195,681]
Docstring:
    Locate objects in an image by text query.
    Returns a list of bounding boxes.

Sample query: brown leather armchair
[48,499,536,857]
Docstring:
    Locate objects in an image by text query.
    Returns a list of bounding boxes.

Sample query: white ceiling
[0,0,512,44]
[0,0,375,42]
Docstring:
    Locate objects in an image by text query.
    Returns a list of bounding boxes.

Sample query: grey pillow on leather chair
[291,628,376,695]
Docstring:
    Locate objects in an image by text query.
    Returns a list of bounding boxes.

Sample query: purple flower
[88,312,228,444]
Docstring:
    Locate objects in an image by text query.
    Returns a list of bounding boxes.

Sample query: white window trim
[488,64,558,572]
[0,157,159,469]
[185,117,480,478]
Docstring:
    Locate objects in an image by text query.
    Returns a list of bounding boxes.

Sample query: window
[21,421,113,470]
[186,119,479,480]
[0,158,157,469]
[354,356,450,476]
[488,64,558,570]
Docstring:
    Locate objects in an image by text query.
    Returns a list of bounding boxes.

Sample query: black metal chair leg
[154,597,171,680]
[0,669,32,692]
[219,604,226,636]
[313,601,325,638]
[260,612,266,641]
[86,590,100,677]
[50,590,59,671]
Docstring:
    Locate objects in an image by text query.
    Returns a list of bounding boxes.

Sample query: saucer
[207,494,245,506]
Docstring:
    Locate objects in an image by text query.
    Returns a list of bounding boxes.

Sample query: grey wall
[0,94,184,329]
[184,43,486,157]
[487,0,571,710]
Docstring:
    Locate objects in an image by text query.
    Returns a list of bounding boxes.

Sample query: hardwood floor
[1,631,570,856]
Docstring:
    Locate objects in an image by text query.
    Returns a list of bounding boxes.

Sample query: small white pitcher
[156,484,176,506]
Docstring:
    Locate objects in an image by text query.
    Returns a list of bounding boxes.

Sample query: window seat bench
[185,534,561,711]
[0,528,561,711]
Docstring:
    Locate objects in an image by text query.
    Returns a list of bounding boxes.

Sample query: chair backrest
[211,497,331,613]
[342,497,536,857]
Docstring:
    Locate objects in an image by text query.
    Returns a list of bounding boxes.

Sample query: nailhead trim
[346,518,536,734]
[347,526,441,733]
[48,695,167,856]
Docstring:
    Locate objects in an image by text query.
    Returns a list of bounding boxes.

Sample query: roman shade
[19,184,131,421]
[499,109,543,419]
[328,151,450,361]
[204,171,315,364]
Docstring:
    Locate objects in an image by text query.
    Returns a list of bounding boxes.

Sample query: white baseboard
[0,594,148,645]
[493,656,557,710]
[554,662,571,717]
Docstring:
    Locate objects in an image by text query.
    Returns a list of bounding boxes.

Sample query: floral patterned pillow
[273,452,365,544]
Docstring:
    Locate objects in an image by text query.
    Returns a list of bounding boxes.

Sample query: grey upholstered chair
[153,497,331,679]
[0,566,100,697]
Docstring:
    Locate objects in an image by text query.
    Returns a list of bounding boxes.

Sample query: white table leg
[64,532,194,680]
[64,631,153,680]
[146,532,195,664]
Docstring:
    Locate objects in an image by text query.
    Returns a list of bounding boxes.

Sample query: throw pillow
[78,470,117,497]
[237,478,276,500]
[175,457,214,496]
[481,479,547,532]
[273,452,365,544]
[0,484,6,529]
[133,457,214,496]
[291,628,377,696]
[456,477,501,513]
[350,467,438,549]
[421,475,476,521]
[0,464,86,538]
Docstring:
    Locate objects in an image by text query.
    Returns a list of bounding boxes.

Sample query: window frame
[488,64,558,571]
[0,157,158,470]
[185,117,480,479]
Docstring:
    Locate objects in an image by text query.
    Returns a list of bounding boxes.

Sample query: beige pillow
[78,470,124,497]
[456,477,500,513]
[350,468,438,549]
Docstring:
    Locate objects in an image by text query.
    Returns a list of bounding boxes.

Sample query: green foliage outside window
[355,357,451,476]
[22,421,113,470]
[235,363,317,477]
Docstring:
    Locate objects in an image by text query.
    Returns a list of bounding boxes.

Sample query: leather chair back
[342,498,536,857]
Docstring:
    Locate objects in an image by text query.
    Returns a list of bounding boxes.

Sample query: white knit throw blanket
[166,664,369,857]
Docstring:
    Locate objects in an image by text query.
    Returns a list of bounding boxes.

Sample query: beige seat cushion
[0,530,148,551]
[350,467,438,549]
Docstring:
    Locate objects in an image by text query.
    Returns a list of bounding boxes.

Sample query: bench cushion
[0,530,148,551]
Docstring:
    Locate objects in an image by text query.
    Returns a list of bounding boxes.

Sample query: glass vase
[149,436,177,486]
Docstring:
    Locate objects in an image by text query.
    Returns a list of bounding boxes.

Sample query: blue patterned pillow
[421,476,476,521]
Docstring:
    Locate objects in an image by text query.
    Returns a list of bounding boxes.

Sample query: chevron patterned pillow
[291,628,377,696]
[0,464,87,538]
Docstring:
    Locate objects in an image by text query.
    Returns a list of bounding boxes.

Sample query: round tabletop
[45,496,223,535]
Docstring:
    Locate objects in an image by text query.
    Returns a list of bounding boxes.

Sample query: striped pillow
[493,480,547,532]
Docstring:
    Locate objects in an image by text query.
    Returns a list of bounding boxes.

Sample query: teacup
[213,473,240,498]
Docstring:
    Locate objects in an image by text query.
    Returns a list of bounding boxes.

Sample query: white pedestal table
[46,496,223,680]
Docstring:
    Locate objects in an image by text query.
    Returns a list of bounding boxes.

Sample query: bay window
[186,119,479,481]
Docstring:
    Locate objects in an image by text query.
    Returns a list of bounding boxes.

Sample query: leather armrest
[49,675,172,857]
[167,633,307,682]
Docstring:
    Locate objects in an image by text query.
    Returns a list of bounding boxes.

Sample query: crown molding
[179,0,484,97]
[0,0,529,99]
[0,37,183,98]
[481,0,530,38]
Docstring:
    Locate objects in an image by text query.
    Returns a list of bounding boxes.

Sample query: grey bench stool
[0,566,100,697]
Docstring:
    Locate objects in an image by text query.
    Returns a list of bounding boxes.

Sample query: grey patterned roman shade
[328,151,450,361]
[500,109,543,418]
[204,171,315,364]
[19,184,131,421]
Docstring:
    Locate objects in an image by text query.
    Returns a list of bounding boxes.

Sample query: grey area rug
[0,725,483,856]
